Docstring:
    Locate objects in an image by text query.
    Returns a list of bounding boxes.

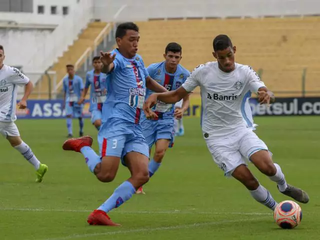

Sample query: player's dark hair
[165,42,182,54]
[92,56,100,62]
[66,64,74,68]
[213,35,233,51]
[0,45,4,52]
[115,22,139,39]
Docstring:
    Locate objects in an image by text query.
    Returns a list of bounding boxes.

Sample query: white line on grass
[40,217,268,240]
[0,207,271,216]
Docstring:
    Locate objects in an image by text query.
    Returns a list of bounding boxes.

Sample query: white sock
[14,141,41,170]
[269,163,288,192]
[250,185,278,211]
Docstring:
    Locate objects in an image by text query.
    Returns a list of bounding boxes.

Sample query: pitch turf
[1,116,319,240]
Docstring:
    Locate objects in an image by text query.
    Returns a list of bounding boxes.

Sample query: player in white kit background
[0,45,48,182]
[143,35,309,211]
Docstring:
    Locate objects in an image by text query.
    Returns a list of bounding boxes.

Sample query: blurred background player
[62,22,167,226]
[0,45,48,182]
[143,35,309,211]
[137,42,190,194]
[63,64,84,137]
[79,56,107,131]
[174,99,185,136]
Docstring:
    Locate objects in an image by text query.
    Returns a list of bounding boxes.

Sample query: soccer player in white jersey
[0,45,48,182]
[143,35,309,211]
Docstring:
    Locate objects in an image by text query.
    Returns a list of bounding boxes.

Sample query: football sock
[148,158,161,177]
[98,181,136,213]
[67,118,72,134]
[80,146,101,173]
[250,185,277,210]
[79,117,84,133]
[14,141,41,170]
[269,163,288,192]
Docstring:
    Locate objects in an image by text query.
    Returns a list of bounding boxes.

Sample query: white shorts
[0,121,20,137]
[205,128,268,177]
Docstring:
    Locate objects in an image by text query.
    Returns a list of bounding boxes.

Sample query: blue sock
[80,146,101,173]
[66,118,72,134]
[79,118,84,133]
[97,181,136,213]
[148,159,161,177]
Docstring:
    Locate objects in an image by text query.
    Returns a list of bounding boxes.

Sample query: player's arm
[246,66,275,105]
[18,81,33,109]
[257,87,275,105]
[146,76,167,93]
[174,94,190,119]
[100,51,116,74]
[143,87,189,119]
[63,79,67,109]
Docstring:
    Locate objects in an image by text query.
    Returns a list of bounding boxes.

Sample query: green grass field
[1,117,319,240]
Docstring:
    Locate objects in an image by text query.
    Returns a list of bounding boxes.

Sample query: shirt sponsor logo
[0,87,8,92]
[207,93,240,101]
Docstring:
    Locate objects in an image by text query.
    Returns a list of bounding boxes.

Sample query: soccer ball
[274,200,302,229]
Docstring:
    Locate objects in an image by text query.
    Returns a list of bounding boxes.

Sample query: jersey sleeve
[79,77,84,90]
[9,67,30,86]
[182,65,202,92]
[147,64,158,78]
[63,78,67,93]
[182,70,190,84]
[246,66,266,93]
[85,73,91,88]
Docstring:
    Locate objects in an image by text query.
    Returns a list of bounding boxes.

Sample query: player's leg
[91,110,102,131]
[240,130,309,204]
[74,106,84,137]
[65,104,73,137]
[206,135,277,211]
[178,118,184,136]
[149,139,170,177]
[232,164,277,210]
[2,122,48,182]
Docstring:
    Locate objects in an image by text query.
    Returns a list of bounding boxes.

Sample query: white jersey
[182,62,265,137]
[0,65,29,122]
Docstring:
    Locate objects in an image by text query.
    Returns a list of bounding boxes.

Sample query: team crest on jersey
[175,81,182,89]
[135,56,140,61]
[234,81,243,90]
[179,74,184,79]
[0,79,7,86]
[157,69,161,75]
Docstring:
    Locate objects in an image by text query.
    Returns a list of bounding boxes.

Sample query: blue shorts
[91,109,102,124]
[141,118,175,149]
[98,119,149,166]
[65,103,83,118]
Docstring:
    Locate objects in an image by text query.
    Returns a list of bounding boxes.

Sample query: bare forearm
[82,88,89,99]
[181,97,190,112]
[156,91,182,104]
[146,77,167,93]
[22,82,33,101]
[102,63,114,74]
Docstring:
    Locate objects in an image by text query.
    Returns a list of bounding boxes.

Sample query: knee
[244,178,260,191]
[94,120,101,128]
[133,170,149,186]
[96,172,117,183]
[154,148,166,161]
[259,162,277,176]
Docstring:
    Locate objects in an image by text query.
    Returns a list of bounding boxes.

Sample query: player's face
[164,51,182,69]
[117,30,140,58]
[93,59,102,71]
[67,66,75,77]
[0,50,5,66]
[213,46,236,73]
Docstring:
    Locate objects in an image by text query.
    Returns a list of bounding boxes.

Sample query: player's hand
[143,94,158,119]
[174,107,184,120]
[258,90,273,105]
[17,100,27,109]
[100,51,116,66]
[78,97,85,105]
